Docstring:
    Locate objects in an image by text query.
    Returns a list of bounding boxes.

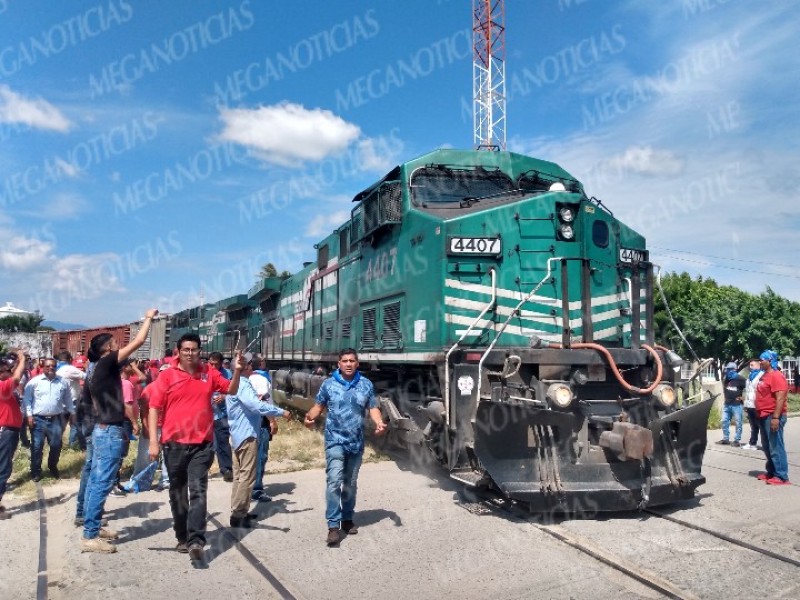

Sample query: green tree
[256,263,292,281]
[655,272,800,369]
[257,262,278,278]
[0,313,45,332]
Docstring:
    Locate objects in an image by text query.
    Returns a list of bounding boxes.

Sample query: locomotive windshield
[410,165,517,207]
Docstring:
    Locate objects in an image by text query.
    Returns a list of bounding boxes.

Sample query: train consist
[69,149,715,512]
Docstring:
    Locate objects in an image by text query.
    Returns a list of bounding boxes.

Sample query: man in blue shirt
[226,358,290,528]
[208,352,234,482]
[23,358,74,481]
[304,348,386,546]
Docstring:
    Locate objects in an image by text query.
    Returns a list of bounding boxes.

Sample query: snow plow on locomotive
[199,149,714,512]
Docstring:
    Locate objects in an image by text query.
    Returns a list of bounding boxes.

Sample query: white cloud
[0,85,72,132]
[605,146,685,177]
[0,236,54,270]
[356,136,403,173]
[43,193,89,220]
[217,102,360,166]
[305,210,351,238]
[50,253,124,293]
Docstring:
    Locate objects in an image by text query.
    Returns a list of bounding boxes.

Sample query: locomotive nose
[469,396,714,512]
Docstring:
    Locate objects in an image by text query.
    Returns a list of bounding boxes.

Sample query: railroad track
[459,479,800,600]
[32,481,299,600]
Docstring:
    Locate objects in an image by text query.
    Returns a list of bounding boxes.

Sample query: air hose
[549,342,664,395]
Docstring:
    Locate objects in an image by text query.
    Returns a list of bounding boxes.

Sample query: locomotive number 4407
[448,237,501,255]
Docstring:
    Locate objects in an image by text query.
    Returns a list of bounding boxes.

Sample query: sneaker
[188,543,204,561]
[31,475,41,483]
[155,481,170,492]
[756,473,772,481]
[740,443,753,450]
[715,439,730,445]
[222,470,234,483]
[731,441,741,448]
[252,492,272,502]
[748,444,760,451]
[0,505,9,520]
[81,537,117,554]
[109,486,127,497]
[342,520,358,535]
[326,528,340,546]
[99,528,119,540]
[766,477,791,486]
[49,468,60,479]
[175,542,188,554]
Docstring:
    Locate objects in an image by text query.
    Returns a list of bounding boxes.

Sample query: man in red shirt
[148,333,243,562]
[0,349,26,519]
[755,350,790,485]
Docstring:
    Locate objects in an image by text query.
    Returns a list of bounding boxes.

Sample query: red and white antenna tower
[473,0,506,151]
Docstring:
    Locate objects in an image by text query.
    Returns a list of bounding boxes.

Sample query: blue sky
[0,0,798,326]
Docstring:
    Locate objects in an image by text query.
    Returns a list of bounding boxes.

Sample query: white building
[0,302,35,319]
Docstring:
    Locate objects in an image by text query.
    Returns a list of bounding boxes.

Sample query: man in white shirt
[23,358,74,481]
[56,352,86,450]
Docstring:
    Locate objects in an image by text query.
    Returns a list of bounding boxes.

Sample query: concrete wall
[0,331,53,358]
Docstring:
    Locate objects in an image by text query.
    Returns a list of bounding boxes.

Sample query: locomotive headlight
[546,383,574,409]
[558,224,574,240]
[558,207,575,222]
[653,384,676,409]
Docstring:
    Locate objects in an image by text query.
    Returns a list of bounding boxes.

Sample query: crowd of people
[0,309,386,561]
[717,350,791,485]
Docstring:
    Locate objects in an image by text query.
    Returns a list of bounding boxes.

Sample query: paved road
[0,426,798,600]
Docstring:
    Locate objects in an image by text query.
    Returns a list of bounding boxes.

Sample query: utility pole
[473,0,506,151]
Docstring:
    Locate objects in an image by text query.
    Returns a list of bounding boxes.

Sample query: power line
[651,246,795,270]
[655,254,800,280]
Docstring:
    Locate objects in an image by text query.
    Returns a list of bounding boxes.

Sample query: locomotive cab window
[410,165,515,207]
[339,228,349,259]
[592,220,609,248]
[317,244,329,269]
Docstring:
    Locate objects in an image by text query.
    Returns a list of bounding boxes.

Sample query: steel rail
[644,509,800,569]
[35,482,48,600]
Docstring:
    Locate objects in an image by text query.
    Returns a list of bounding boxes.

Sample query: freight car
[51,315,170,361]
[197,149,715,512]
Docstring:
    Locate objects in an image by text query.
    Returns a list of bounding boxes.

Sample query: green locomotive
[187,148,714,512]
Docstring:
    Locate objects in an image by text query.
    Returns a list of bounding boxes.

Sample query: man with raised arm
[147,333,244,562]
[81,309,159,553]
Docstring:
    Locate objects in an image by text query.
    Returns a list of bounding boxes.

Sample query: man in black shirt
[80,309,158,554]
[717,362,746,447]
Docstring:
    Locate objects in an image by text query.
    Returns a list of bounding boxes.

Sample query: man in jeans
[755,350,790,485]
[207,352,234,482]
[148,334,243,562]
[304,349,386,546]
[717,362,745,447]
[81,311,158,553]
[0,349,26,519]
[23,358,74,481]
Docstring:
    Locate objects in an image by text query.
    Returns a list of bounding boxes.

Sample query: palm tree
[257,263,278,279]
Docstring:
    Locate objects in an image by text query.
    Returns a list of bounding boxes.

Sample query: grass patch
[707,406,721,430]
[9,418,390,499]
[265,418,388,474]
[706,393,800,430]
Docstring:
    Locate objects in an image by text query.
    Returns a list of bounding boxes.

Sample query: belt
[0,426,20,433]
[34,414,61,420]
[97,421,125,429]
